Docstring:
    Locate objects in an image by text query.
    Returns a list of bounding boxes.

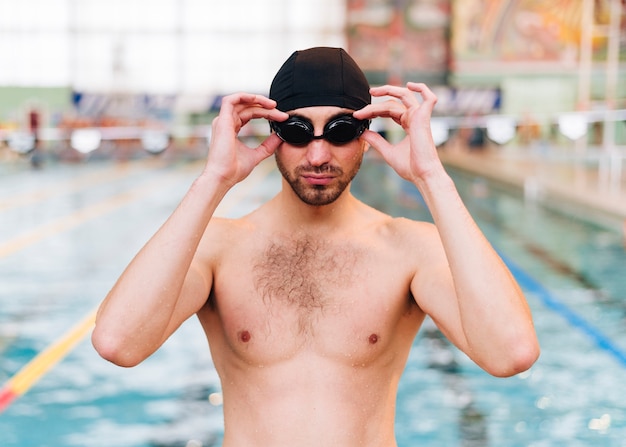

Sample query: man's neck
[274,183,358,232]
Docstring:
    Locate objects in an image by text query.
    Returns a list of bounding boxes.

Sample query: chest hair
[253,237,362,320]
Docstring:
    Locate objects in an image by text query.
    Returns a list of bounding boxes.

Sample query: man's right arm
[91,174,227,367]
[91,93,288,367]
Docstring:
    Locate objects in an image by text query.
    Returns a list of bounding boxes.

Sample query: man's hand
[353,82,441,183]
[204,93,288,188]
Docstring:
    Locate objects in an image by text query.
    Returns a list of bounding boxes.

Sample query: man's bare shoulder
[201,214,257,244]
[384,215,435,232]
[370,214,446,269]
[375,214,439,244]
[207,215,256,232]
[190,215,254,267]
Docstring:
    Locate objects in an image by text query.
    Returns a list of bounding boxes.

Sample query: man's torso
[196,204,432,446]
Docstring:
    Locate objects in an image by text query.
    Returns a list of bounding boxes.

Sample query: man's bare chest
[204,234,421,366]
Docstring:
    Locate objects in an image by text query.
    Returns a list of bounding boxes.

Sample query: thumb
[252,133,282,163]
[361,129,393,158]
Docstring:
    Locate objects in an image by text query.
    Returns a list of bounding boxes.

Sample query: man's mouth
[302,174,335,186]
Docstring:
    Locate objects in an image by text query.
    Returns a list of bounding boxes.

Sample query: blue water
[1,155,625,446]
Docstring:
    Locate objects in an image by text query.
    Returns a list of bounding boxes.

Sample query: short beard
[275,153,363,206]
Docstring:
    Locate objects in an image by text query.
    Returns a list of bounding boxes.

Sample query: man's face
[274,106,367,206]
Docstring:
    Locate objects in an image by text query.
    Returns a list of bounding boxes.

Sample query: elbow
[486,337,540,378]
[91,326,144,368]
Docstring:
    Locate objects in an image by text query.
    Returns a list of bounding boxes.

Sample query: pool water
[1,155,625,446]
[355,158,626,447]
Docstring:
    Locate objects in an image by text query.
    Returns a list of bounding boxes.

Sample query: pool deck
[439,145,626,229]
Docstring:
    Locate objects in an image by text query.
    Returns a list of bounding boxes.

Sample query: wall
[0,0,347,96]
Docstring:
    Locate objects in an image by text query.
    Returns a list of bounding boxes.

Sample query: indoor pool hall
[1,1,625,446]
[0,144,625,446]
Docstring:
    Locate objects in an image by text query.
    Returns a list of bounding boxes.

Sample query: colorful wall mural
[347,0,625,80]
[451,0,625,73]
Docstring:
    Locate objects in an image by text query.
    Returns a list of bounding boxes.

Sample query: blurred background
[0,0,624,161]
[1,1,626,447]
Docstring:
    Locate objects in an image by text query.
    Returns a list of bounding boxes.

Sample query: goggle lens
[278,120,312,145]
[271,115,369,146]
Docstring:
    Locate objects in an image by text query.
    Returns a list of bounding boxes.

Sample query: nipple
[239,330,251,343]
[368,333,379,344]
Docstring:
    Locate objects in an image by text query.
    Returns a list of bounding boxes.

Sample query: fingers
[221,92,276,111]
[353,99,406,124]
[369,84,419,108]
[370,82,436,107]
[353,82,437,122]
[220,92,288,124]
[406,82,437,115]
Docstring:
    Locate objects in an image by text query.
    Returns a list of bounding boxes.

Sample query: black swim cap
[269,47,371,112]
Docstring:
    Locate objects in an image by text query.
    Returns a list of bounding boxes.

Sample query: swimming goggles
[270,115,369,146]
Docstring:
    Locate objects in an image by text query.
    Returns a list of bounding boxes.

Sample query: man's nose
[305,140,332,166]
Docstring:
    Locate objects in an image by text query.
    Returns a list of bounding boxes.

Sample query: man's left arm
[354,83,540,377]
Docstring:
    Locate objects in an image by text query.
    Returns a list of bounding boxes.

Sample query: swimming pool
[0,155,624,446]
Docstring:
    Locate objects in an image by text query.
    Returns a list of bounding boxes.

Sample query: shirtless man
[92,47,539,446]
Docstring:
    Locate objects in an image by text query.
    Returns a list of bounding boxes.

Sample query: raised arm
[92,94,288,367]
[353,83,539,377]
